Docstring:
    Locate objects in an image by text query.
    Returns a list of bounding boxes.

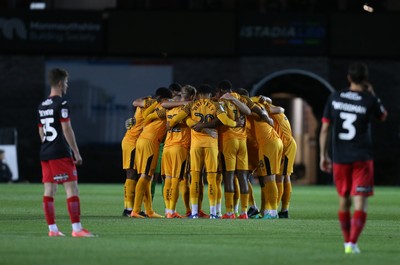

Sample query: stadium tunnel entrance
[249,69,335,185]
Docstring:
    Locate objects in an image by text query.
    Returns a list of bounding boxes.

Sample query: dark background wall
[1,56,399,185]
[1,1,399,185]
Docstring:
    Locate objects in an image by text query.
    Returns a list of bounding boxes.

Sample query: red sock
[67,196,81,223]
[338,211,351,242]
[349,210,367,244]
[43,196,55,225]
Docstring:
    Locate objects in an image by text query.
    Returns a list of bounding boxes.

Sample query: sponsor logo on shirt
[340,91,362,101]
[42,98,53,106]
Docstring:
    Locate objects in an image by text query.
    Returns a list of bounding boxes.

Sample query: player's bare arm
[184,117,218,138]
[220,93,251,115]
[269,105,285,115]
[319,122,331,173]
[132,95,153,108]
[251,105,274,126]
[161,100,191,109]
[61,121,82,165]
[258,95,272,104]
[38,126,45,143]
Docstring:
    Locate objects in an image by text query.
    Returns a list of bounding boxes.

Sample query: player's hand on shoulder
[192,122,204,132]
[260,112,274,127]
[267,117,274,127]
[235,116,246,128]
[166,121,171,131]
[260,95,272,104]
[125,118,135,130]
[203,128,217,138]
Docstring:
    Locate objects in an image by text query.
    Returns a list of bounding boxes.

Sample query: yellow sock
[124,179,137,209]
[261,185,267,212]
[248,180,256,207]
[276,181,284,208]
[179,179,191,212]
[265,180,278,210]
[143,179,154,214]
[170,178,180,211]
[163,178,172,210]
[207,172,217,207]
[190,171,201,206]
[224,192,234,213]
[281,182,292,211]
[216,172,223,207]
[133,177,149,213]
[198,176,204,210]
[233,176,240,210]
[240,193,249,213]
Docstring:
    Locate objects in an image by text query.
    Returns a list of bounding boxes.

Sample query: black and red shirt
[37,96,72,161]
[322,88,387,163]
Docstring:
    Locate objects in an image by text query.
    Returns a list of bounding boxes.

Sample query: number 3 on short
[41,117,57,142]
[339,112,356,140]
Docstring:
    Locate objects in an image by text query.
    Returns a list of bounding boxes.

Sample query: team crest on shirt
[61,108,69,118]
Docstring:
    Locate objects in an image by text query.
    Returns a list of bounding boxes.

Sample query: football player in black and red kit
[38,68,94,237]
[319,63,387,254]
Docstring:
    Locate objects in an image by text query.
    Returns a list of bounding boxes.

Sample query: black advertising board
[239,13,327,56]
[330,13,400,57]
[108,11,235,56]
[0,11,104,54]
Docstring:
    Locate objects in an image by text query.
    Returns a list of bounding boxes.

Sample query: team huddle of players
[121,80,297,219]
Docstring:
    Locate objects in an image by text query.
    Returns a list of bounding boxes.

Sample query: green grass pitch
[0,183,399,265]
